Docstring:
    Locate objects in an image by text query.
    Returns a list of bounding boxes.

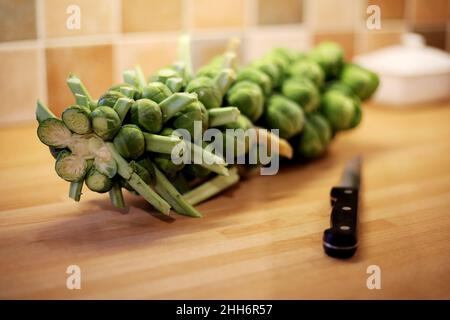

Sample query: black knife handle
[323,187,359,259]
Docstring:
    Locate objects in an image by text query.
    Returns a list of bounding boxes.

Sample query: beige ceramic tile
[412,0,449,26]
[257,0,303,25]
[355,30,403,54]
[0,0,37,42]
[313,32,355,60]
[44,0,115,38]
[191,0,246,30]
[114,39,179,82]
[306,0,363,32]
[46,45,113,116]
[122,0,182,33]
[0,48,40,125]
[367,0,406,20]
[191,38,231,71]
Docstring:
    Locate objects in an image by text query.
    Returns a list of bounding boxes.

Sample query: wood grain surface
[0,103,449,299]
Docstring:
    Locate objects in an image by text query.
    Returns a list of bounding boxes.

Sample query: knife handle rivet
[340,225,351,231]
[344,190,353,194]
[342,206,352,211]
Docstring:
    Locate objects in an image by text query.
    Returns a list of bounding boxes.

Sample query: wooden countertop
[0,103,449,299]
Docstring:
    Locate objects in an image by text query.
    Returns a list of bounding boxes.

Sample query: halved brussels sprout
[55,150,88,182]
[62,105,92,134]
[37,118,72,148]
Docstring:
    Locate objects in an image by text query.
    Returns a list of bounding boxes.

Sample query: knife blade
[323,156,361,259]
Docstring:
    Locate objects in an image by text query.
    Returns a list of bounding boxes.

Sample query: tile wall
[0,0,448,124]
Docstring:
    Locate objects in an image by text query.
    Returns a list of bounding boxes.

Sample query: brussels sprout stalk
[144,133,184,154]
[66,74,95,109]
[183,167,240,205]
[151,162,202,218]
[159,92,198,123]
[187,142,229,176]
[105,142,171,215]
[109,182,125,209]
[36,100,56,123]
[208,107,241,127]
[134,65,147,89]
[69,180,84,201]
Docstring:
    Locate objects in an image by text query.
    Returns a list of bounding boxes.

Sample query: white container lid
[354,33,450,77]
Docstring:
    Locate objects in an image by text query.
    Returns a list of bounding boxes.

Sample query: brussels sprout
[236,67,272,96]
[90,106,121,140]
[308,113,332,147]
[85,167,113,193]
[309,42,344,80]
[55,150,88,182]
[287,59,325,88]
[172,101,204,138]
[296,121,325,158]
[94,153,117,179]
[154,153,185,178]
[282,77,320,113]
[183,164,211,179]
[130,98,163,133]
[113,124,145,160]
[340,63,379,101]
[37,118,72,148]
[186,76,222,109]
[252,59,282,89]
[49,146,67,159]
[320,89,361,131]
[98,90,126,108]
[264,95,305,139]
[61,105,91,135]
[324,81,354,96]
[142,82,172,103]
[166,77,184,93]
[108,83,141,100]
[227,81,264,122]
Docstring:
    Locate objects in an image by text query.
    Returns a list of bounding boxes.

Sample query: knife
[323,156,361,259]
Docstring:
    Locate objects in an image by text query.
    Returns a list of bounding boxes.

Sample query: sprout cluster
[36,39,379,219]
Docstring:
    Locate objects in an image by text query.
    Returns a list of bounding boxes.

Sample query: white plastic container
[353,33,450,106]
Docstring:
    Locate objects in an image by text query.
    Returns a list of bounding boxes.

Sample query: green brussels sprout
[55,150,88,182]
[113,124,145,160]
[287,59,325,88]
[130,98,163,133]
[166,77,184,93]
[320,89,362,131]
[37,118,72,148]
[309,42,344,80]
[185,76,222,109]
[296,120,326,158]
[183,164,211,179]
[340,63,379,101]
[142,82,172,103]
[269,48,299,64]
[308,113,332,147]
[160,127,175,137]
[90,106,121,140]
[281,77,320,113]
[108,83,141,100]
[154,153,185,178]
[196,65,220,79]
[214,68,236,95]
[236,67,272,96]
[172,101,205,138]
[62,104,92,134]
[324,81,354,96]
[252,59,282,89]
[265,95,305,139]
[85,166,113,193]
[49,146,67,159]
[227,80,264,122]
[98,90,126,108]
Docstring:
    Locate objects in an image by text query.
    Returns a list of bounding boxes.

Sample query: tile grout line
[36,0,48,105]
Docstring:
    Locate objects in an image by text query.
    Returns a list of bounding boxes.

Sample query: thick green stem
[177,34,193,80]
[69,180,84,202]
[75,94,89,108]
[67,74,93,103]
[166,77,183,93]
[134,65,147,89]
[105,142,170,215]
[113,97,133,122]
[159,92,197,123]
[109,182,125,209]
[214,69,236,95]
[36,100,56,123]
[208,107,240,127]
[187,142,229,176]
[183,167,240,205]
[123,69,137,87]
[143,133,183,154]
[151,163,202,218]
